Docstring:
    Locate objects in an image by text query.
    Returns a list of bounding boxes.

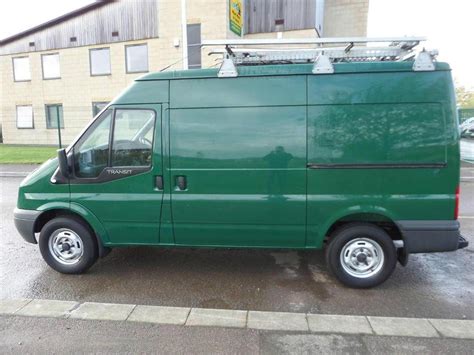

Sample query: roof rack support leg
[218,54,238,78]
[312,54,334,74]
[413,50,435,71]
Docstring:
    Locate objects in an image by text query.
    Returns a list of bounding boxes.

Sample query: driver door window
[74,108,155,178]
[111,109,155,167]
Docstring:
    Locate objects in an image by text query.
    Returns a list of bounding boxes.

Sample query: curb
[1,298,473,339]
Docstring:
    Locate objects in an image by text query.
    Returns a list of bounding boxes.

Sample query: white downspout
[181,0,188,70]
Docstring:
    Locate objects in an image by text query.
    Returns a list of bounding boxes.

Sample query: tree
[455,85,474,108]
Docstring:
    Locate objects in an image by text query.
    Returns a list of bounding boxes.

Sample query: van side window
[74,109,112,178]
[111,109,155,167]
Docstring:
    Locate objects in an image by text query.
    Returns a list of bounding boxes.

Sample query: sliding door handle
[155,175,164,190]
[175,175,187,191]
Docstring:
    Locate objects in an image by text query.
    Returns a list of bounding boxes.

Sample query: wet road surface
[1,174,473,319]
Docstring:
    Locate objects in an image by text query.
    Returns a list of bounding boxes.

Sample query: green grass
[0,144,57,164]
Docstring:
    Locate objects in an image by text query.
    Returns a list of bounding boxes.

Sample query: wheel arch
[322,211,403,246]
[34,203,110,257]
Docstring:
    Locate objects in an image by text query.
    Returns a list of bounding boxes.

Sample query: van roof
[137,61,451,81]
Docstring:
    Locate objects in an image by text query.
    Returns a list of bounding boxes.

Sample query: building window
[125,44,148,73]
[244,0,319,34]
[89,48,111,76]
[16,106,34,129]
[46,104,64,129]
[42,53,61,79]
[187,24,201,69]
[92,102,109,117]
[13,57,31,81]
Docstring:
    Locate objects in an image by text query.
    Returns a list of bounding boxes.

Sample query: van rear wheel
[326,223,397,288]
[39,217,98,274]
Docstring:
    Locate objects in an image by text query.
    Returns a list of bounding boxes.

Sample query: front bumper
[14,208,41,244]
[396,220,469,253]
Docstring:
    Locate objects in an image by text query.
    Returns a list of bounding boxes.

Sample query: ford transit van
[14,40,469,288]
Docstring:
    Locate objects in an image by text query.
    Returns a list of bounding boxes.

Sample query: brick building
[0,0,369,145]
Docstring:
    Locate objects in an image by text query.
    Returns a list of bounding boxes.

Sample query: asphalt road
[1,168,473,320]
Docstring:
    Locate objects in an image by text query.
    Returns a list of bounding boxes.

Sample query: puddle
[270,251,331,306]
[307,264,331,283]
[197,298,231,309]
[270,251,301,268]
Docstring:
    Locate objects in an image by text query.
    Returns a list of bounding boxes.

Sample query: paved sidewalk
[1,298,473,340]
[2,314,474,354]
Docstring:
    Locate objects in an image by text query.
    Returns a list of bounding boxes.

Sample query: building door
[69,104,164,245]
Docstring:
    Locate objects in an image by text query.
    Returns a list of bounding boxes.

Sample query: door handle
[175,175,187,191]
[155,175,164,190]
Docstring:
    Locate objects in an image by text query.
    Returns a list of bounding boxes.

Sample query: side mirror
[57,148,70,178]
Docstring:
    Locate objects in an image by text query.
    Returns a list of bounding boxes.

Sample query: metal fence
[459,108,474,123]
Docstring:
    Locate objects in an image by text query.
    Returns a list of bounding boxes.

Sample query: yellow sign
[229,0,243,36]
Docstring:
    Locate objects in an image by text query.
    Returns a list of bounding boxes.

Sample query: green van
[14,43,468,288]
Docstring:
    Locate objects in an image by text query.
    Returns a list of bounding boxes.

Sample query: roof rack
[201,37,437,77]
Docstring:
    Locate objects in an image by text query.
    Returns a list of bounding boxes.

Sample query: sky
[0,0,473,89]
[0,1,95,39]
[367,0,474,89]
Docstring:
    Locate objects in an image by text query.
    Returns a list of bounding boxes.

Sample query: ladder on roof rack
[200,36,438,77]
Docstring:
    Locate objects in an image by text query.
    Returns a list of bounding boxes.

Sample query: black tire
[39,217,98,274]
[325,223,397,288]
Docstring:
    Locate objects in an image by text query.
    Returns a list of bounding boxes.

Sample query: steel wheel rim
[48,228,84,265]
[340,238,385,278]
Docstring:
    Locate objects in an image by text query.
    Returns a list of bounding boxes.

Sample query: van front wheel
[39,217,98,274]
[326,224,397,288]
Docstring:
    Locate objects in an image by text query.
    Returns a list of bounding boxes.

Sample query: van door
[168,76,307,247]
[69,104,163,245]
